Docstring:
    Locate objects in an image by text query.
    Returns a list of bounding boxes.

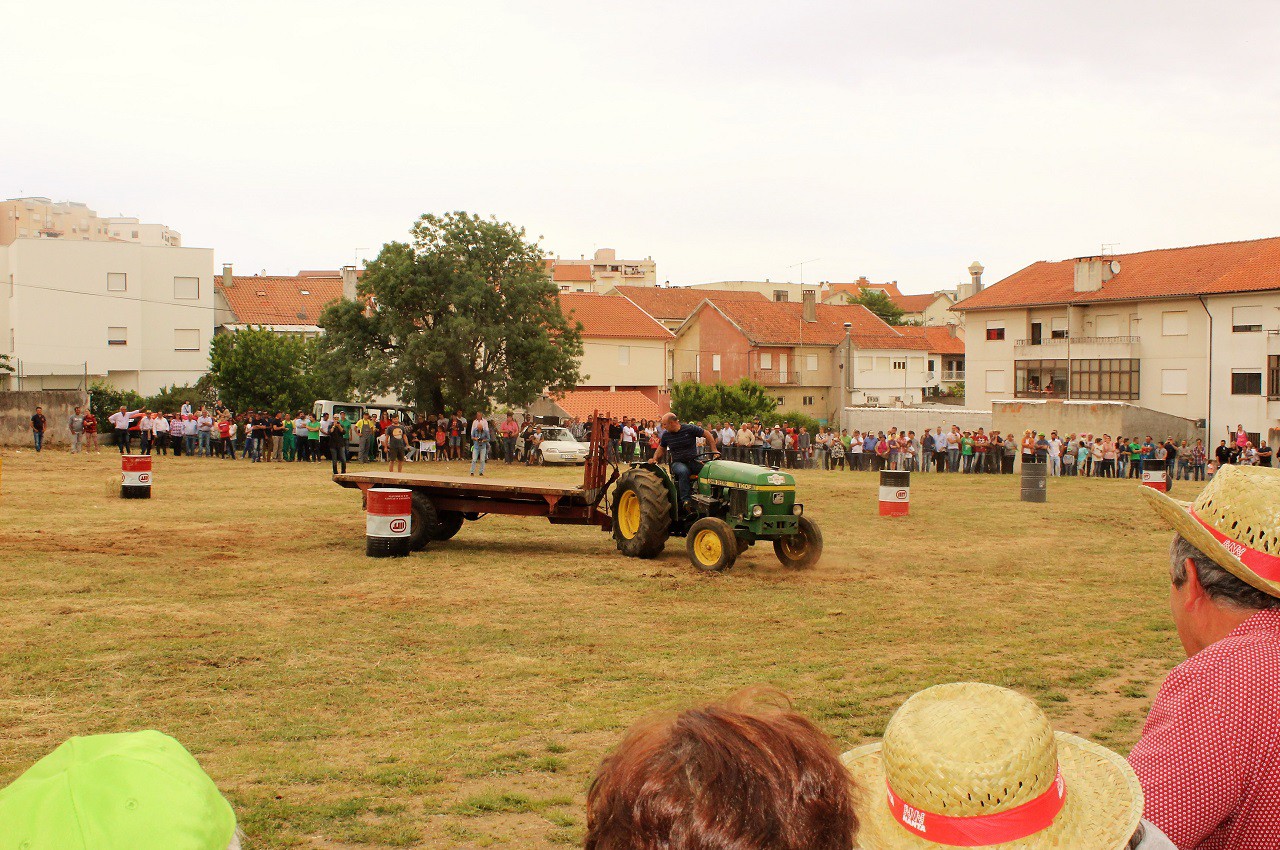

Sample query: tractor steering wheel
[693,449,721,463]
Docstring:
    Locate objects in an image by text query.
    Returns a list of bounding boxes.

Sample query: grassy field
[0,447,1196,848]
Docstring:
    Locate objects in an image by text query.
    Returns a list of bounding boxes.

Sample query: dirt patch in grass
[0,449,1193,847]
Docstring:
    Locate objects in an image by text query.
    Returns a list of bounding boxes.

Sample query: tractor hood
[698,460,795,489]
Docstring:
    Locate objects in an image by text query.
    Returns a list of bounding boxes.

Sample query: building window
[1232,306,1262,333]
[1161,369,1188,395]
[759,352,773,369]
[174,329,200,351]
[802,395,815,405]
[107,327,127,346]
[1162,310,1189,336]
[1231,370,1262,395]
[1069,358,1140,400]
[712,353,721,371]
[892,360,906,370]
[107,272,127,292]
[773,291,789,302]
[985,321,1005,341]
[173,276,200,299]
[1050,317,1068,339]
[1269,355,1280,399]
[1015,359,1068,397]
[776,396,784,406]
[805,354,818,371]
[131,230,139,239]
[617,345,630,366]
[985,370,1007,393]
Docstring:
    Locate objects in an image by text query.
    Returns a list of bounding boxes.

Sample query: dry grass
[0,447,1194,848]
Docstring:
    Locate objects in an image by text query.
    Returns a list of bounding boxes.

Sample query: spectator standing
[621,418,638,463]
[306,415,321,461]
[1048,430,1063,476]
[67,406,85,454]
[30,406,46,452]
[329,415,348,474]
[182,414,198,456]
[469,411,491,476]
[82,409,99,453]
[500,412,519,464]
[168,414,184,456]
[946,425,961,472]
[960,430,974,473]
[108,406,141,453]
[198,410,214,457]
[387,420,409,472]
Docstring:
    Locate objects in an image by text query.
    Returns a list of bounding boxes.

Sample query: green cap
[0,730,236,850]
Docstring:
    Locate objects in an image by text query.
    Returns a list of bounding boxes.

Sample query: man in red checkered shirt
[1132,466,1280,850]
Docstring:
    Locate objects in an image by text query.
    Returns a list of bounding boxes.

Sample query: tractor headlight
[792,504,803,516]
[751,505,764,518]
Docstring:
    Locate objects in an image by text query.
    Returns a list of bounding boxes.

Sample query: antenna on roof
[786,258,821,285]
[1100,242,1119,257]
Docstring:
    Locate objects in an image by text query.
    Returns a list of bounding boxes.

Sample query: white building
[0,238,215,394]
[954,237,1280,445]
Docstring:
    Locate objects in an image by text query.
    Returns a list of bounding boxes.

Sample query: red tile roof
[545,260,596,283]
[704,300,918,349]
[552,389,661,421]
[558,293,673,340]
[217,275,344,325]
[954,236,1280,311]
[893,325,966,355]
[826,280,940,313]
[611,285,769,321]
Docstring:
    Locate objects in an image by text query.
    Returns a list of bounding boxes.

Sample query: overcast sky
[8,2,1279,292]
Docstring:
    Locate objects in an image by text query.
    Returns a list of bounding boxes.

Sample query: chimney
[1072,257,1116,293]
[967,261,984,291]
[802,289,817,323]
[222,263,234,288]
[946,322,959,338]
[340,265,358,301]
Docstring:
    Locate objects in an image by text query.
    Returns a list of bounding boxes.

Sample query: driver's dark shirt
[659,423,703,463]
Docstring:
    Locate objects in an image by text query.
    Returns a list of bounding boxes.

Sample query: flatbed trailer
[333,414,617,549]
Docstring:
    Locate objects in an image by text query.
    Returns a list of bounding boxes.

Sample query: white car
[534,426,588,464]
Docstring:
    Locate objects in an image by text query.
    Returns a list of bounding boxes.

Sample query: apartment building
[0,237,214,393]
[672,291,936,422]
[545,248,657,293]
[0,197,182,247]
[823,278,957,326]
[686,280,823,303]
[954,237,1280,443]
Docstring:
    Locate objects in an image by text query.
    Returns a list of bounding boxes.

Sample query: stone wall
[0,390,90,447]
[841,406,993,436]
[992,400,1204,443]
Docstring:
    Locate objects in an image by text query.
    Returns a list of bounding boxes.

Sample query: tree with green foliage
[88,380,145,422]
[143,381,216,413]
[208,327,342,413]
[0,353,12,374]
[853,289,907,326]
[318,212,582,413]
[669,378,776,424]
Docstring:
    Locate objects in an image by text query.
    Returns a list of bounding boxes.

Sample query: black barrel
[1020,461,1048,503]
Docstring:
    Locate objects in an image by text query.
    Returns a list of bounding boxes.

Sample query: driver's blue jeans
[671,459,703,503]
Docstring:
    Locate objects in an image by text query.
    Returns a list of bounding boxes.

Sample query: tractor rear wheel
[687,517,738,572]
[408,491,439,552]
[773,516,823,569]
[612,469,671,558]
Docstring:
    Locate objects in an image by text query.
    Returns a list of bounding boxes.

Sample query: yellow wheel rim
[693,528,724,566]
[618,490,641,539]
[780,533,808,559]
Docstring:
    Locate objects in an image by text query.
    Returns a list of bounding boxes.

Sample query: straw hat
[1139,464,1280,599]
[843,683,1142,849]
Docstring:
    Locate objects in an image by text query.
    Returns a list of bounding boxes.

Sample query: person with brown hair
[585,689,859,850]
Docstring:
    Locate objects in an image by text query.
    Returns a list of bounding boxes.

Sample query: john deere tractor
[611,452,823,572]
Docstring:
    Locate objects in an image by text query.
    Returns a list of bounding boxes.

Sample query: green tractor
[611,453,823,572]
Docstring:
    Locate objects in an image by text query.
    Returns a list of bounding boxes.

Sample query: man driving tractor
[651,413,720,505]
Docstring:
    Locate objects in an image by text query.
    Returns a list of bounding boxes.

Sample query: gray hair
[1170,535,1280,611]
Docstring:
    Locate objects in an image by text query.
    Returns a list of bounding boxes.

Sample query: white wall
[846,348,930,405]
[2,239,214,394]
[577,336,667,389]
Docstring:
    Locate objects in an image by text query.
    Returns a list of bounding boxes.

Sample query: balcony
[750,370,800,386]
[1015,336,1139,356]
[941,370,965,382]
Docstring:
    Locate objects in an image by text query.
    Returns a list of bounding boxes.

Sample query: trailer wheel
[612,470,671,558]
[408,491,439,551]
[432,510,464,541]
[773,516,823,569]
[687,517,738,572]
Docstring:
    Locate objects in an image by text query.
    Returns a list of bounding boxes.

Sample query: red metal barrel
[1141,459,1168,493]
[366,487,412,557]
[879,470,910,517]
[121,454,152,499]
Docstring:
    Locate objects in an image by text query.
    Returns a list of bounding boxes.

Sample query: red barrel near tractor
[333,413,822,572]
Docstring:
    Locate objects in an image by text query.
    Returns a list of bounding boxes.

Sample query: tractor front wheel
[687,517,738,572]
[612,470,671,558]
[773,516,823,569]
